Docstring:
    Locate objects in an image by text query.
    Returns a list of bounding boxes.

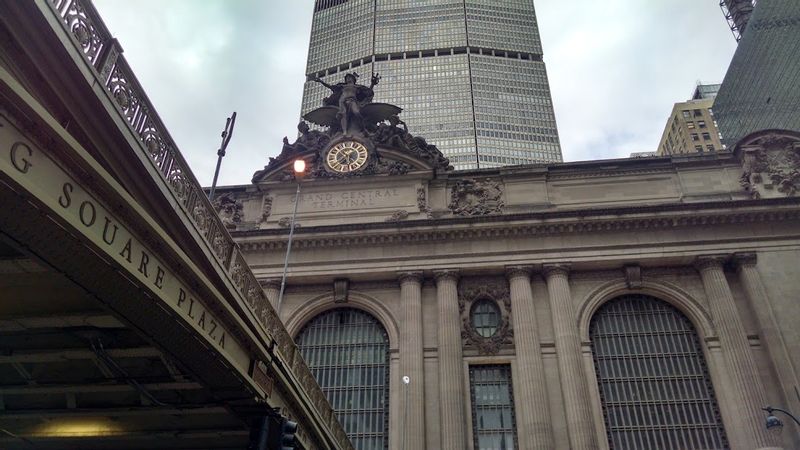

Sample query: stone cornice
[234,199,800,251]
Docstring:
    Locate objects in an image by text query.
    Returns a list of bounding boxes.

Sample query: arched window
[297,308,389,450]
[590,295,728,450]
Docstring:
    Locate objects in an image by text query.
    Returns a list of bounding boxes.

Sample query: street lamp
[762,406,800,437]
[275,159,306,312]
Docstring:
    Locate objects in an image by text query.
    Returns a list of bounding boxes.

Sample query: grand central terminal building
[214,75,800,449]
[3,1,800,450]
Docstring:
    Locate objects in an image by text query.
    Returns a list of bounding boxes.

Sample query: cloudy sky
[92,0,738,186]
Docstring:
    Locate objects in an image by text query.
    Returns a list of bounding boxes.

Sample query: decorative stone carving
[274,121,331,164]
[252,72,452,183]
[458,278,513,355]
[739,132,800,198]
[259,194,273,225]
[448,178,504,216]
[624,264,642,289]
[307,153,411,180]
[277,216,300,228]
[333,278,349,303]
[212,193,243,229]
[417,187,432,217]
[384,210,409,222]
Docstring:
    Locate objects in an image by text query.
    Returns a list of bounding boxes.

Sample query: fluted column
[506,266,554,449]
[260,278,281,308]
[695,256,782,450]
[543,264,598,450]
[398,271,426,450]
[733,253,800,415]
[433,269,466,450]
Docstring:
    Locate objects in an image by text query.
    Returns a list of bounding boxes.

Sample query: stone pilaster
[260,278,281,308]
[398,271,426,450]
[543,264,598,450]
[733,253,800,416]
[505,266,554,449]
[433,269,466,450]
[695,256,782,450]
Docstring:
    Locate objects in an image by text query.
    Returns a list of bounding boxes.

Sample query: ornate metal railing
[45,1,349,448]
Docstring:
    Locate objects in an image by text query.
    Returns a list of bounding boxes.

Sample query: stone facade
[213,129,800,450]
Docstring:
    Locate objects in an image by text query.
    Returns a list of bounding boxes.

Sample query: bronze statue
[280,121,330,158]
[311,72,381,135]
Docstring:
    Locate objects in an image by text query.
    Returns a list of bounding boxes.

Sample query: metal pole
[276,182,301,312]
[208,111,237,201]
[401,375,410,450]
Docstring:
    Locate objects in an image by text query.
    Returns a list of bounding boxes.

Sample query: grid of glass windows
[472,55,562,166]
[296,309,390,450]
[466,0,542,54]
[376,1,466,53]
[375,55,477,169]
[590,295,728,450]
[302,0,563,169]
[307,0,374,74]
[469,365,518,450]
[471,300,501,337]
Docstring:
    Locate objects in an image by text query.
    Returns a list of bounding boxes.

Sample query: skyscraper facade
[301,0,563,170]
[714,0,800,147]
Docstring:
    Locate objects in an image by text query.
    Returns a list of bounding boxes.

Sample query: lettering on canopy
[0,114,250,373]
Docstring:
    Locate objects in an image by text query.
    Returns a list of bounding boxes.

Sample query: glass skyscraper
[302,0,563,170]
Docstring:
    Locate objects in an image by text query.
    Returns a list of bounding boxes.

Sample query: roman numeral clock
[325,140,369,174]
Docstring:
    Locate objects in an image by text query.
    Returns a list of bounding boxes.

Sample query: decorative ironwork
[590,295,728,450]
[45,2,354,448]
[469,365,519,450]
[51,0,107,65]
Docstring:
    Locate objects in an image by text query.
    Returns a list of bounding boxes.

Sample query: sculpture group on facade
[259,71,453,181]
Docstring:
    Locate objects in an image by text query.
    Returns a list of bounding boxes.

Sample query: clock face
[326,141,369,173]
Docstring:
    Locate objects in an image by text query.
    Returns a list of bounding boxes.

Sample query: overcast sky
[92,0,738,186]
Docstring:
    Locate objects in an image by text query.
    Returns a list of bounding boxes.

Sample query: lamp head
[763,407,784,433]
[293,159,306,176]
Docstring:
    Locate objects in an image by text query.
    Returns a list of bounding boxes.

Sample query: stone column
[543,264,598,450]
[733,253,800,414]
[506,266,554,449]
[260,278,281,309]
[433,269,466,450]
[695,256,781,450]
[398,271,426,450]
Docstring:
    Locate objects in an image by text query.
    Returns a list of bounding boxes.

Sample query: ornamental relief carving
[212,193,243,229]
[448,178,504,216]
[458,278,513,355]
[739,133,800,198]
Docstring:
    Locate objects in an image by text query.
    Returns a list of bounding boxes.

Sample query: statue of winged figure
[310,72,381,135]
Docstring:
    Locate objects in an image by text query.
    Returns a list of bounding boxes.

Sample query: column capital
[542,263,571,278]
[505,265,534,279]
[693,255,729,272]
[259,278,281,289]
[731,252,758,268]
[433,269,459,283]
[398,271,424,284]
